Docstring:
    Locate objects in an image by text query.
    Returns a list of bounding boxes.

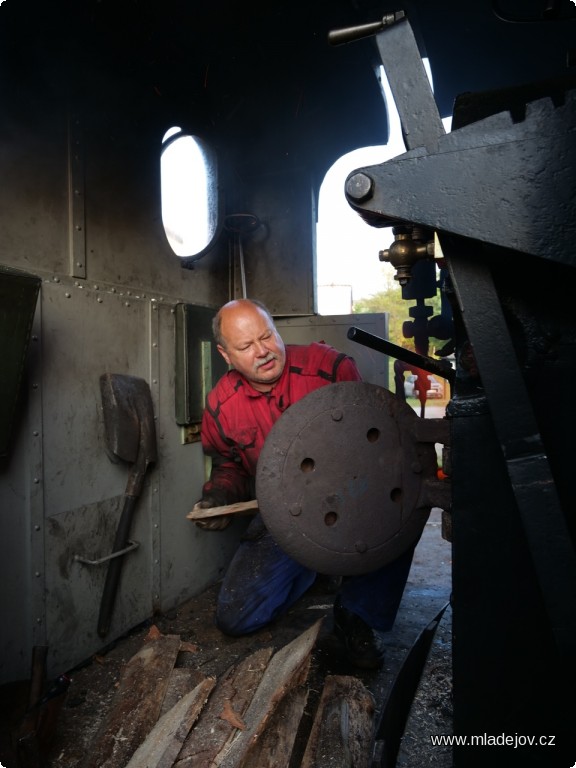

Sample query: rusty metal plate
[256,382,438,575]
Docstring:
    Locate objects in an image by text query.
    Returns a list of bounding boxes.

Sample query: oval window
[160,127,219,260]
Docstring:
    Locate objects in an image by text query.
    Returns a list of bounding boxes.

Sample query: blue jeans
[216,515,417,636]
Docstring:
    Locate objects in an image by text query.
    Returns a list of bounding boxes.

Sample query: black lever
[327,11,406,46]
[347,326,454,385]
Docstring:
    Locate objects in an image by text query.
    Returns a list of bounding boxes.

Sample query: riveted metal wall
[0,271,247,682]
[0,76,240,685]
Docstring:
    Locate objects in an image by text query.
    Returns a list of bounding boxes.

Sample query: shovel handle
[97,496,138,638]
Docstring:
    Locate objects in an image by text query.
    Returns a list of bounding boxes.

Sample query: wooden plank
[186,500,258,520]
[84,627,182,768]
[124,677,216,768]
[300,675,376,768]
[173,647,274,768]
[218,619,322,768]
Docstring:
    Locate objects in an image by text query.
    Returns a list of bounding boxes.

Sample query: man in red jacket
[196,298,416,669]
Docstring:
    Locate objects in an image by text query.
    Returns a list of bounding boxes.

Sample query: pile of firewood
[82,620,376,768]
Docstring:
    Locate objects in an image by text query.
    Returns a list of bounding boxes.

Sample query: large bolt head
[345,172,374,202]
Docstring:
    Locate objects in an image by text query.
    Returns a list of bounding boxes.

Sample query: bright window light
[160,128,219,258]
[317,61,451,314]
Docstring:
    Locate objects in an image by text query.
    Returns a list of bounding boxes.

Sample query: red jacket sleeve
[334,354,363,383]
[200,404,254,503]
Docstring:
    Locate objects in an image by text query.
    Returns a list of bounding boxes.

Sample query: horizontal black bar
[347,326,455,384]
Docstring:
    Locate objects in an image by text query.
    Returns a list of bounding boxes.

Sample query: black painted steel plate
[256,381,437,575]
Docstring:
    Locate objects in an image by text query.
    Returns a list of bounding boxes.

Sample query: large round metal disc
[256,381,437,575]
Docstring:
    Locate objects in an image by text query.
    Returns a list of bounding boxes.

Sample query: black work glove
[194,491,231,531]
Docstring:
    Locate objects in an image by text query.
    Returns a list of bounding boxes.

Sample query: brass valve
[379,226,435,285]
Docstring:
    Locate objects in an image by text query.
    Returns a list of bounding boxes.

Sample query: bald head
[214,299,286,392]
[212,299,271,346]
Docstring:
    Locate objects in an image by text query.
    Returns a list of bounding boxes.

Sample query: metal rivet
[331,409,343,421]
[290,506,302,516]
[355,540,367,553]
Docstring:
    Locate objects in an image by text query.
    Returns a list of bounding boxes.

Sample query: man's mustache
[255,353,277,370]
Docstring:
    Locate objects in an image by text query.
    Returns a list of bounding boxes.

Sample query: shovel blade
[100,373,157,465]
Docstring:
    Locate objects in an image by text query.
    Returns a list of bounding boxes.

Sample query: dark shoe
[333,600,384,670]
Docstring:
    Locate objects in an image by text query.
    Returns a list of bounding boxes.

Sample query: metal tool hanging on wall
[96,373,157,637]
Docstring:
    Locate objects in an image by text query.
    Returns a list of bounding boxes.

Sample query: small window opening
[160,127,219,260]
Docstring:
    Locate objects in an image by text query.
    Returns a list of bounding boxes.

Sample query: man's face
[218,303,286,392]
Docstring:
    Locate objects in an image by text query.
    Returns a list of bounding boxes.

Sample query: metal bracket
[74,539,140,566]
[445,236,576,659]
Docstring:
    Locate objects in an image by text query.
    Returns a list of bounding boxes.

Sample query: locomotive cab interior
[1,1,575,766]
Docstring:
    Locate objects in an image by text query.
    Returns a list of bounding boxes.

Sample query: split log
[124,677,216,768]
[217,619,322,768]
[173,647,274,768]
[186,500,258,520]
[84,628,182,768]
[237,686,309,768]
[300,675,376,768]
[160,668,207,718]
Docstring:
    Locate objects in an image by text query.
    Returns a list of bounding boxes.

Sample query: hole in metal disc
[366,427,380,442]
[301,457,315,472]
[324,511,338,526]
[391,487,402,503]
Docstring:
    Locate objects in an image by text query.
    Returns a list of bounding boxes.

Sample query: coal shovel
[97,373,157,637]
